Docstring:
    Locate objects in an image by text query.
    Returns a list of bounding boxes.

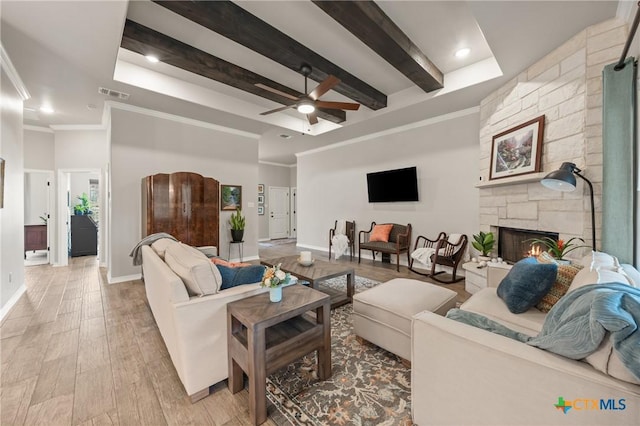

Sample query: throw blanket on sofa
[129,233,177,266]
[447,282,640,381]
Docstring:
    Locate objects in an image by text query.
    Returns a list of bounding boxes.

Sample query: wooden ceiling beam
[120,20,345,124]
[312,1,444,93]
[153,0,387,110]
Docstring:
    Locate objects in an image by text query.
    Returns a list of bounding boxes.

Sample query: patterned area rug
[267,276,413,425]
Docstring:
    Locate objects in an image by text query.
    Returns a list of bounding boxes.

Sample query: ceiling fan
[256,64,360,125]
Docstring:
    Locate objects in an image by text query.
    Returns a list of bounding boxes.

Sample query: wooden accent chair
[359,222,412,272]
[409,233,468,283]
[329,220,356,260]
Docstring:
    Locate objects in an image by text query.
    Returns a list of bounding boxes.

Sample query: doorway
[23,169,54,266]
[57,169,101,266]
[269,186,290,239]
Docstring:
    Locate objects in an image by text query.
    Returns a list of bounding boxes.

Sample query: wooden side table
[227,284,331,425]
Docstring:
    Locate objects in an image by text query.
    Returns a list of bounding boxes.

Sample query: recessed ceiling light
[39,106,54,114]
[145,55,160,63]
[455,48,470,58]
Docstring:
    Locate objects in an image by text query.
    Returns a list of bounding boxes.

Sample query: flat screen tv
[367,166,419,202]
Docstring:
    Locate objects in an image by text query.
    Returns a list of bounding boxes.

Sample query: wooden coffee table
[227,284,331,425]
[261,256,355,309]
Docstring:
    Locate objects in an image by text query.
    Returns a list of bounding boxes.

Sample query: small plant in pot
[73,193,92,216]
[229,208,245,242]
[472,231,495,260]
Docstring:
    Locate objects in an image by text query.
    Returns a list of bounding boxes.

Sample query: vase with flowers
[261,263,292,302]
[527,237,589,263]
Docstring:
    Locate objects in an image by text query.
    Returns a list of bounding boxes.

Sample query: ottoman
[353,278,457,361]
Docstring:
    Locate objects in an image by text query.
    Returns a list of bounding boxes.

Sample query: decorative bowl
[298,257,314,267]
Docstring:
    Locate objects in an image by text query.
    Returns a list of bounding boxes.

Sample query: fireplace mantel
[475,172,547,189]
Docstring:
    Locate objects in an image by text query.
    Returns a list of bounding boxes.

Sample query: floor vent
[98,87,130,100]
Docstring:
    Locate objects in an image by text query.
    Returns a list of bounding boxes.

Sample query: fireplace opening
[497,227,559,264]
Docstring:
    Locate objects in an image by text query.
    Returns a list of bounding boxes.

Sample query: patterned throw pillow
[370,224,393,242]
[536,251,583,313]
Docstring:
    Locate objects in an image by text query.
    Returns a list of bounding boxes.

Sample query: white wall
[296,110,480,261]
[0,56,26,314]
[69,172,99,209]
[24,172,48,225]
[258,163,293,239]
[24,128,54,170]
[109,108,260,281]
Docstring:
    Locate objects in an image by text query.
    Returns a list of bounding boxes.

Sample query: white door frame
[24,169,54,264]
[57,168,102,266]
[290,187,297,238]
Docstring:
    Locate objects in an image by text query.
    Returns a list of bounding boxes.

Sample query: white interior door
[290,187,297,238]
[269,186,289,239]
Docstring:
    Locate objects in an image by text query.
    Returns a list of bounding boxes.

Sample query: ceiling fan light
[297,102,315,114]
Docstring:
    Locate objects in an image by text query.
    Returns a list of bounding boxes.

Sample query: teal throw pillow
[497,257,557,314]
[216,265,266,290]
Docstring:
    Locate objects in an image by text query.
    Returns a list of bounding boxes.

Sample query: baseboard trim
[0,284,26,323]
[108,272,142,284]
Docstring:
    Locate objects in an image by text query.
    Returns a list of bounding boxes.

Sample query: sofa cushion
[461,288,546,335]
[497,258,557,314]
[568,267,631,293]
[215,264,266,290]
[210,257,251,268]
[620,264,640,287]
[535,252,583,313]
[151,238,178,259]
[164,242,222,296]
[370,224,393,242]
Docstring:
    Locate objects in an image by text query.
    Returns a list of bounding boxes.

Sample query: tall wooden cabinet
[142,172,219,248]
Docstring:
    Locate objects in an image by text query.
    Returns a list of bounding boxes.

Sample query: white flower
[275,270,286,280]
[263,277,271,286]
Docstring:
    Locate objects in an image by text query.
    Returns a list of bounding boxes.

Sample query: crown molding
[106,101,261,140]
[24,125,54,134]
[296,106,480,158]
[0,44,30,101]
[259,161,296,168]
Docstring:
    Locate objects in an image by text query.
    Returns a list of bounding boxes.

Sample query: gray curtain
[602,57,637,265]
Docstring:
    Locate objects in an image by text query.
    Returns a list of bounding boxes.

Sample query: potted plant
[527,237,588,264]
[229,207,245,242]
[73,193,91,215]
[472,231,495,261]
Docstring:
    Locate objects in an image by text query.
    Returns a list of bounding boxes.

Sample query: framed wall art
[221,184,242,211]
[258,184,264,194]
[258,206,264,215]
[258,195,264,204]
[489,115,545,180]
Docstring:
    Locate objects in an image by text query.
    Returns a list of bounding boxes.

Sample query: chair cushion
[497,257,557,314]
[164,242,222,296]
[370,224,393,242]
[353,278,457,335]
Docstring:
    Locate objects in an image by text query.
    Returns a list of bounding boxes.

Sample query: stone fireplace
[496,227,559,264]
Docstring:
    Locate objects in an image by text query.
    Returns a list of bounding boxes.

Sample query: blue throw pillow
[215,264,266,290]
[497,257,557,314]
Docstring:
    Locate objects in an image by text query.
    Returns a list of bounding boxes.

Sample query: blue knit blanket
[447,282,640,381]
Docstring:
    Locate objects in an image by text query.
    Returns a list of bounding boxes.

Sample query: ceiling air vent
[98,87,130,100]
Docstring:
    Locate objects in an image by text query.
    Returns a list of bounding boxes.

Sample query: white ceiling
[1,1,621,164]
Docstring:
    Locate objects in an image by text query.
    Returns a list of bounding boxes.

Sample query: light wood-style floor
[0,242,470,425]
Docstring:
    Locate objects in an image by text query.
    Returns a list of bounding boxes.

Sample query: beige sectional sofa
[412,253,640,425]
[141,243,268,401]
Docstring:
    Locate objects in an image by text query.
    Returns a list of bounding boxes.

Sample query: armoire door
[170,172,192,243]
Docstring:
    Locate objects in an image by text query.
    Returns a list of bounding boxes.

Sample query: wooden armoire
[141,172,219,248]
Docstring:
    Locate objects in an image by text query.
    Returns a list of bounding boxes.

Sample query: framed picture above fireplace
[489,115,545,180]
